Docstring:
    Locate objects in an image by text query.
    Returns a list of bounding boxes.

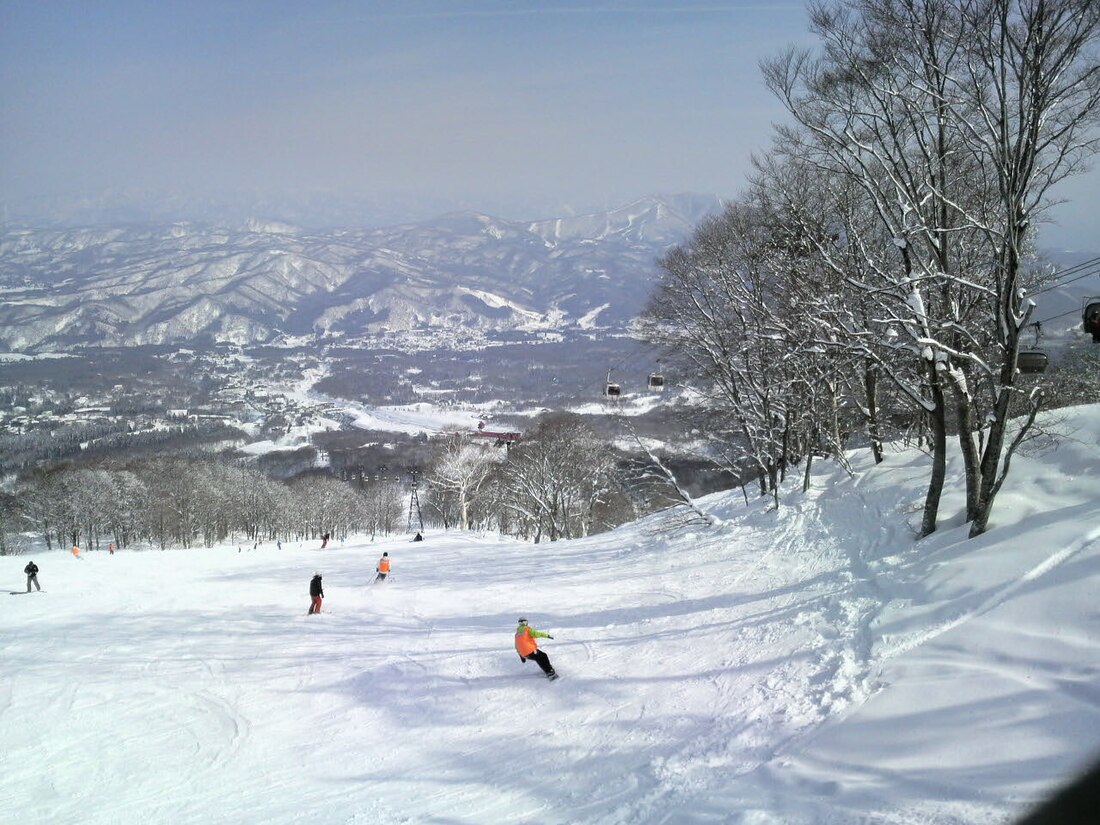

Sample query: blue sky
[0,0,1095,248]
[0,2,803,215]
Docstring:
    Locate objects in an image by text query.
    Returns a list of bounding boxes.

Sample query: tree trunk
[864,363,884,465]
[920,375,948,538]
[969,237,1025,537]
[969,383,1012,538]
[953,390,982,522]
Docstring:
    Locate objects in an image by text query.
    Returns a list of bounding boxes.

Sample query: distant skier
[24,561,41,592]
[308,572,324,614]
[375,552,390,582]
[321,532,330,549]
[412,532,423,542]
[71,545,82,560]
[515,617,557,680]
[108,542,115,555]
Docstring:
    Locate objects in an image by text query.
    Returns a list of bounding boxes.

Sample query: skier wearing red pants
[308,572,324,614]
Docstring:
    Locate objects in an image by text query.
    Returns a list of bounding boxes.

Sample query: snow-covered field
[346,402,484,435]
[4,406,1100,824]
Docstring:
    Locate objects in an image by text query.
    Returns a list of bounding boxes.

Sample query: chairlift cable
[1031,306,1091,326]
[608,339,662,373]
[1020,256,1100,330]
[1031,257,1100,296]
[1041,254,1100,281]
[1031,264,1100,295]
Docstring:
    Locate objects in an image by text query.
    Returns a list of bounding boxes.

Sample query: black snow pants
[526,649,555,676]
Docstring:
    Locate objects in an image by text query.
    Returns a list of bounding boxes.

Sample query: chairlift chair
[1015,321,1049,374]
[604,368,622,399]
[1016,321,1049,374]
[1083,298,1100,342]
[1016,350,1049,374]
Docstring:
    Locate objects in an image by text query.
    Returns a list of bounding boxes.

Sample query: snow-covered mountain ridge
[0,194,722,352]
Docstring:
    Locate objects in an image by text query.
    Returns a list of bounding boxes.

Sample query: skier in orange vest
[515,617,557,680]
[71,545,83,560]
[374,552,390,583]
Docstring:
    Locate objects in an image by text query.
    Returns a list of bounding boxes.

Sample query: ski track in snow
[879,524,1100,662]
[539,468,911,823]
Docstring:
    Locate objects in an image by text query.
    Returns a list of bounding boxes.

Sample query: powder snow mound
[2,404,1099,825]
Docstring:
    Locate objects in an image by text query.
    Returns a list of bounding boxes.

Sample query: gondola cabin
[604,382,622,399]
[1016,350,1048,374]
[1083,297,1100,342]
[647,372,665,392]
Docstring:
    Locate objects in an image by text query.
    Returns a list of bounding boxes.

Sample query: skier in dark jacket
[308,572,324,614]
[24,561,41,593]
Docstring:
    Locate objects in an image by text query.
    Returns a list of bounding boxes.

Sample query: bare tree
[361,474,404,539]
[954,0,1100,535]
[762,0,1100,536]
[0,492,21,556]
[288,473,365,540]
[644,203,826,508]
[500,413,619,542]
[426,437,498,531]
[101,468,149,549]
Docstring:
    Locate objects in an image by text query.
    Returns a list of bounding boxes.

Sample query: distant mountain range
[0,194,722,352]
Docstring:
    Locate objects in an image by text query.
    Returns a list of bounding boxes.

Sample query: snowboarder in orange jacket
[515,618,557,680]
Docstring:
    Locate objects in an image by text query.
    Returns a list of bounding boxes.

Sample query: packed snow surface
[4,406,1100,824]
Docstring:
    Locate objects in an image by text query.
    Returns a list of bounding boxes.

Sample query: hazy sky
[0,0,1096,247]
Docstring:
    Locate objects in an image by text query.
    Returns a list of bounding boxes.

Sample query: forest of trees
[423,412,655,542]
[0,411,689,555]
[643,0,1100,537]
[0,457,405,556]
